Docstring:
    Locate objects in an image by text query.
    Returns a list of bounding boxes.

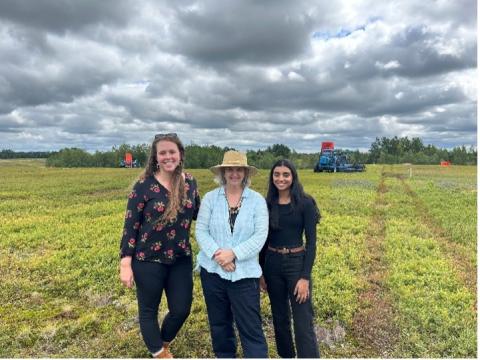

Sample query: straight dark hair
[266,159,320,229]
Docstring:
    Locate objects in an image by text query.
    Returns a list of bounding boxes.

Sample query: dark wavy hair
[139,134,185,223]
[266,159,320,229]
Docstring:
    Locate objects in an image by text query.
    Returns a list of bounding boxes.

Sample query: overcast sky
[0,0,476,152]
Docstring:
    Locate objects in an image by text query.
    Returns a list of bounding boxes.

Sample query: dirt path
[351,170,399,357]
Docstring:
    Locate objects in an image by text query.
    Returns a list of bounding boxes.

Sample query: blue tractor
[314,142,366,173]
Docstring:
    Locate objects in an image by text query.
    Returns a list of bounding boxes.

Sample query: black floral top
[120,173,200,264]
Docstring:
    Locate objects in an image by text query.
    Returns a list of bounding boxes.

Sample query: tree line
[0,149,52,159]
[367,136,477,165]
[1,136,476,168]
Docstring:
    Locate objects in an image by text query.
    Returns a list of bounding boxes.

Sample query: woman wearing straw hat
[195,150,269,358]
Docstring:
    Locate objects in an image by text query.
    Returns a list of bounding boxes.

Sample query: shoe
[153,342,173,359]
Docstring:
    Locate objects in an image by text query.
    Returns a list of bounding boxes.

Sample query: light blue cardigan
[195,186,268,282]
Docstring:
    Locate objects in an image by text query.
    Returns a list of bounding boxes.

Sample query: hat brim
[209,164,258,176]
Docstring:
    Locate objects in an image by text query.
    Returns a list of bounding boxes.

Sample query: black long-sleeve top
[120,173,200,264]
[260,196,319,280]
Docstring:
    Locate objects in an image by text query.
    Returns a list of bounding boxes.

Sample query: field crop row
[0,160,476,357]
[382,175,476,357]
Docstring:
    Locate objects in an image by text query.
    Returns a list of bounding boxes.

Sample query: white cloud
[380,60,401,69]
[287,71,305,81]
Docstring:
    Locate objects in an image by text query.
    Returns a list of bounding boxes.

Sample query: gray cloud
[167,0,319,65]
[0,0,476,152]
[0,0,135,33]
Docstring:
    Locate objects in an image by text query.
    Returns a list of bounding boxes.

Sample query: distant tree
[344,149,369,164]
[410,137,424,153]
[368,137,382,163]
[0,149,15,159]
[450,145,477,165]
[266,144,291,158]
[92,150,117,167]
[290,151,320,169]
[0,149,53,159]
[46,148,92,167]
[184,144,224,168]
[253,151,277,169]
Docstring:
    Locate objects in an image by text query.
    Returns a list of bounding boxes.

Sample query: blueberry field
[0,159,476,357]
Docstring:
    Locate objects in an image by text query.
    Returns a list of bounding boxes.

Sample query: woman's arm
[192,177,201,221]
[300,197,318,280]
[195,191,220,259]
[119,182,145,258]
[119,181,145,288]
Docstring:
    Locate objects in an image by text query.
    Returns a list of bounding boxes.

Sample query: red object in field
[125,152,133,167]
[440,161,451,167]
[321,141,335,151]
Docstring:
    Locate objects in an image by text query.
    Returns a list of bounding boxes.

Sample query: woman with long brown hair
[119,133,200,358]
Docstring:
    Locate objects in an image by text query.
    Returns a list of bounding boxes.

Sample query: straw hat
[210,150,258,176]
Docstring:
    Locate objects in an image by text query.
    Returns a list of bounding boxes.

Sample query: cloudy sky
[0,0,476,152]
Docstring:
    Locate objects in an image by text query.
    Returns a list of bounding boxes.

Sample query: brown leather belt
[268,246,305,255]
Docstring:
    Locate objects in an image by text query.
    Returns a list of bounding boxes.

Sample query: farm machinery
[314,141,366,172]
[120,152,139,168]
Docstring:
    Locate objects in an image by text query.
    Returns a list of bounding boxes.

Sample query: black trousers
[200,268,268,358]
[132,256,193,354]
[263,251,320,358]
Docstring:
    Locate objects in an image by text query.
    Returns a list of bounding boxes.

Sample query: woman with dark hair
[119,133,200,358]
[259,159,321,358]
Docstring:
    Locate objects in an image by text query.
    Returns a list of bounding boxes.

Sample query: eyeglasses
[155,133,178,139]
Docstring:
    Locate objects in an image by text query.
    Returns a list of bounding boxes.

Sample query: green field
[0,159,476,358]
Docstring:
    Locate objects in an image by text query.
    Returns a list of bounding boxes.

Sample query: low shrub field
[0,160,476,357]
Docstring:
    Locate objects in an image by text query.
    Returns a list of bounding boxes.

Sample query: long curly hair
[139,134,186,223]
[266,159,320,229]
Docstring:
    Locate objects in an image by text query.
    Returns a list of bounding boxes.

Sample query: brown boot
[153,342,173,359]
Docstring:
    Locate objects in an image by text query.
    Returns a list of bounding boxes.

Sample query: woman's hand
[259,275,268,292]
[214,249,236,266]
[214,249,236,272]
[120,257,134,288]
[293,278,309,303]
[221,261,236,272]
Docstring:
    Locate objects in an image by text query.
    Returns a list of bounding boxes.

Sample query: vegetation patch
[0,161,476,357]
[382,178,476,357]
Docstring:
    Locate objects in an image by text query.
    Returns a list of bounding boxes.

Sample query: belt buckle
[281,247,289,254]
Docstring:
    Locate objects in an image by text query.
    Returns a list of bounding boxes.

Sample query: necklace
[225,190,243,233]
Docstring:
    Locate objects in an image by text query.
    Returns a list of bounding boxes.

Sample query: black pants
[263,251,320,358]
[200,268,268,358]
[132,256,193,354]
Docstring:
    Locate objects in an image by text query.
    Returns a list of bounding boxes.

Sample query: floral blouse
[120,173,200,264]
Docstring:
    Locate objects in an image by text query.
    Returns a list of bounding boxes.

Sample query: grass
[0,160,476,357]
